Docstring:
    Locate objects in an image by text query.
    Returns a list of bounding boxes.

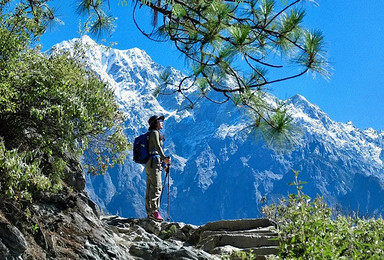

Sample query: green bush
[0,2,128,202]
[262,170,384,259]
[0,48,128,201]
[0,141,53,202]
[222,250,257,260]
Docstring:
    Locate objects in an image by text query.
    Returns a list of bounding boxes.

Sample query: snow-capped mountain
[53,36,384,224]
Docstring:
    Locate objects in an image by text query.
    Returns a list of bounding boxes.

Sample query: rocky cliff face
[51,36,384,225]
[0,154,127,259]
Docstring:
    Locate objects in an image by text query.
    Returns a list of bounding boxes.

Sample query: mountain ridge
[56,36,384,225]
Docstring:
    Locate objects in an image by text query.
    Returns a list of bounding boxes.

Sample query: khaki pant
[145,156,163,215]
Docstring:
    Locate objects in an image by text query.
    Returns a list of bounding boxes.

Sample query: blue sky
[40,1,384,131]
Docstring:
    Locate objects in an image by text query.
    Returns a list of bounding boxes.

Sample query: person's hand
[164,157,171,164]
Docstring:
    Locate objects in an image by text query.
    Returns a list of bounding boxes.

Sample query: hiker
[145,115,171,222]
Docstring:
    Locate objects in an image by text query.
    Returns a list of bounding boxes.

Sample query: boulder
[0,221,27,257]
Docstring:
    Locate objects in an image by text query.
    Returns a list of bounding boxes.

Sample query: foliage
[159,224,178,239]
[0,141,52,202]
[131,0,330,146]
[0,49,128,199]
[0,1,128,201]
[0,0,55,67]
[262,170,384,259]
[222,249,257,260]
[76,0,116,37]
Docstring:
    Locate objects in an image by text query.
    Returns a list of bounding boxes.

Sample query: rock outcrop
[0,188,278,259]
[103,216,278,260]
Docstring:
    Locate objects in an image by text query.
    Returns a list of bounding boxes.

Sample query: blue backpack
[133,131,151,164]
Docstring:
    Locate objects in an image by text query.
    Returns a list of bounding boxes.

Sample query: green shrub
[0,141,53,202]
[0,48,129,201]
[0,3,128,202]
[262,170,384,259]
[222,250,257,260]
[160,224,178,239]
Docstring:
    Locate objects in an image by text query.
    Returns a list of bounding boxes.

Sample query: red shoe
[149,211,164,222]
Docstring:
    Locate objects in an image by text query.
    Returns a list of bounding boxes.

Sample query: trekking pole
[167,164,170,222]
[164,163,171,221]
[160,171,167,203]
[160,162,171,221]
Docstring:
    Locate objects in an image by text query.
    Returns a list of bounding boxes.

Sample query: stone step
[198,233,279,252]
[202,219,275,232]
[200,227,277,241]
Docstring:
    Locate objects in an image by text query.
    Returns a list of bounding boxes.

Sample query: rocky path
[103,216,279,259]
[0,188,279,259]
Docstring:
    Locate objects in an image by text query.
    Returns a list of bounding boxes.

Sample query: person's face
[157,120,164,130]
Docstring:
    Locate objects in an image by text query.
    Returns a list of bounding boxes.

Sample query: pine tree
[76,0,331,147]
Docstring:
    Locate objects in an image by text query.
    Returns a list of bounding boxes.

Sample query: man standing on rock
[145,115,171,222]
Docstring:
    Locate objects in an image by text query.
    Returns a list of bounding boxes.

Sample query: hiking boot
[149,211,164,222]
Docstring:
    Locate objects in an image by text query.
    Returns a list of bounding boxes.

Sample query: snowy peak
[288,94,317,111]
[287,94,329,123]
[52,35,151,61]
[51,35,161,88]
[51,35,97,50]
[288,93,309,104]
[285,94,383,168]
